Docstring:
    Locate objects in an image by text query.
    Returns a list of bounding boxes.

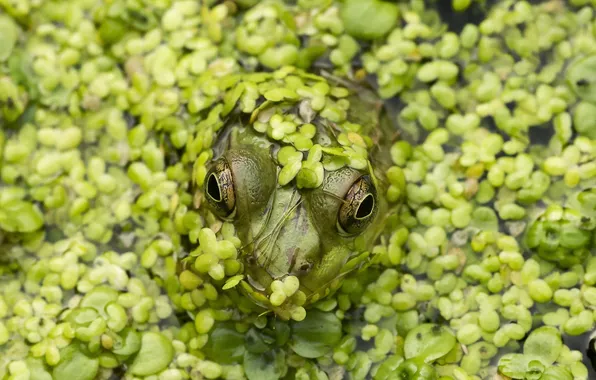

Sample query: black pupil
[356,194,374,219]
[207,173,221,202]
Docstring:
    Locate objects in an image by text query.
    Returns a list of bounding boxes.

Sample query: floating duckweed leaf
[263,88,298,102]
[290,310,342,358]
[80,286,119,318]
[244,349,287,380]
[471,207,499,231]
[129,332,174,376]
[249,100,274,123]
[573,102,596,139]
[53,345,99,380]
[273,319,291,346]
[395,358,439,380]
[27,358,52,380]
[498,327,568,379]
[576,188,596,218]
[340,0,399,40]
[121,7,158,31]
[245,327,274,354]
[98,18,128,45]
[404,324,456,363]
[541,366,573,380]
[567,54,596,103]
[223,274,244,290]
[498,353,532,379]
[523,326,563,365]
[66,307,99,327]
[0,15,18,61]
[525,206,594,269]
[278,160,302,186]
[111,328,141,356]
[222,83,245,117]
[0,200,44,233]
[203,323,245,364]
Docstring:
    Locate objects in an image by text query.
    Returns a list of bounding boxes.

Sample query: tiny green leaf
[290,310,342,358]
[244,349,287,380]
[567,54,596,103]
[404,323,456,363]
[0,15,18,61]
[129,332,174,376]
[53,345,99,380]
[340,0,399,40]
[522,326,563,365]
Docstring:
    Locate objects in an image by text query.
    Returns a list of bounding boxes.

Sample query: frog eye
[337,175,377,236]
[204,159,236,219]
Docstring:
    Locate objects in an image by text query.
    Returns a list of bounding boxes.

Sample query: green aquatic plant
[497,326,573,380]
[0,0,596,379]
[567,54,596,104]
[394,323,457,380]
[525,204,595,269]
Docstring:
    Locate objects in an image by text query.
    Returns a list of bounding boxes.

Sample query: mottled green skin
[204,87,399,315]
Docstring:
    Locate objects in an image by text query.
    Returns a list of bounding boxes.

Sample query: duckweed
[1,0,596,379]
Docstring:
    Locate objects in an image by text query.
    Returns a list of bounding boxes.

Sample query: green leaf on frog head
[523,326,563,365]
[404,324,456,363]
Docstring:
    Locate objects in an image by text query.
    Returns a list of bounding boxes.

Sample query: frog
[194,67,405,320]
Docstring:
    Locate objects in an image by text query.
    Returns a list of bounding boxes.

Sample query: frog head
[196,70,403,319]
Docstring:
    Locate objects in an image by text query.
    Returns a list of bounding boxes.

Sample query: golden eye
[204,159,236,219]
[337,175,377,236]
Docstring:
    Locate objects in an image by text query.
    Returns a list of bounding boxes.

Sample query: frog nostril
[298,263,312,274]
[246,256,257,266]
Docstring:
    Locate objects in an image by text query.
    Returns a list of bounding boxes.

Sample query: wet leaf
[111,328,141,356]
[394,358,439,380]
[340,0,399,40]
[0,200,44,233]
[27,358,52,380]
[53,345,99,380]
[471,207,499,231]
[567,54,596,103]
[203,323,246,364]
[129,332,174,376]
[523,326,562,365]
[403,324,456,363]
[79,286,119,318]
[498,353,531,379]
[541,366,573,380]
[290,310,342,358]
[244,349,287,380]
[0,15,18,61]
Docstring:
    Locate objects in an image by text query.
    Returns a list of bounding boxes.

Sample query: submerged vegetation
[0,0,596,379]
